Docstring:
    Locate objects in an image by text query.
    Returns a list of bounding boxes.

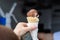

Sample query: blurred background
[0,0,60,40]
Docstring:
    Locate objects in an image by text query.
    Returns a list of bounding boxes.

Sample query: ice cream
[27,9,39,40]
[27,17,39,23]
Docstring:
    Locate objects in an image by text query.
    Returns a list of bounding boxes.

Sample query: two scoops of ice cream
[27,9,39,23]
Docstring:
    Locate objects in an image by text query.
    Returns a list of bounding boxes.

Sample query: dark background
[0,0,60,34]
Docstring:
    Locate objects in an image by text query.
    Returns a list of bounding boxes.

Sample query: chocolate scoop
[27,9,39,17]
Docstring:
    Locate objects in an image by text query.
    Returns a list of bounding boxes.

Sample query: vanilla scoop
[27,17,39,23]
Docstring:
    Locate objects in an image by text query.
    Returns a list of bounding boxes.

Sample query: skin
[14,22,37,39]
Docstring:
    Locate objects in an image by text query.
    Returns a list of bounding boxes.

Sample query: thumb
[23,26,37,32]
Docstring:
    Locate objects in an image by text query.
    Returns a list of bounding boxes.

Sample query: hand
[13,22,37,38]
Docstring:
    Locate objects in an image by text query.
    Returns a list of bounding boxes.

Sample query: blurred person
[0,22,36,40]
[0,25,19,40]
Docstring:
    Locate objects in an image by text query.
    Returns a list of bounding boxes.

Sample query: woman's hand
[13,22,37,38]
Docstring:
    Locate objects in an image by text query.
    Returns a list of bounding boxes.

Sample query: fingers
[15,22,27,28]
[14,22,37,37]
[23,26,37,32]
[16,22,37,31]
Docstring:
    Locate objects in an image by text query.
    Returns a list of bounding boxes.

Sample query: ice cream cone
[27,17,39,40]
[26,9,39,40]
[27,23,39,40]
